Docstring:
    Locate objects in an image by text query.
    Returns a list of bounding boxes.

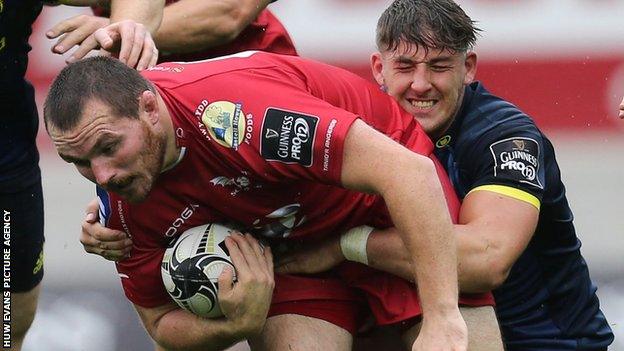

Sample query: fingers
[47,15,110,57]
[115,21,135,65]
[93,27,117,52]
[92,21,158,70]
[136,34,158,71]
[66,35,100,64]
[47,15,82,51]
[149,47,159,69]
[217,266,235,297]
[264,246,274,277]
[125,23,147,69]
[619,98,624,119]
[225,234,274,284]
[224,236,251,278]
[80,220,132,261]
[247,234,265,262]
[84,197,100,223]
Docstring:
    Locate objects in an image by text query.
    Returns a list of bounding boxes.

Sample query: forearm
[154,0,270,53]
[382,157,459,315]
[149,309,243,351]
[109,0,164,34]
[366,226,499,293]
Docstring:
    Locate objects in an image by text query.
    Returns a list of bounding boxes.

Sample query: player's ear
[371,52,386,87]
[139,90,159,125]
[464,51,477,85]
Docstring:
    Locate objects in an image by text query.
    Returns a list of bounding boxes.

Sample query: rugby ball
[161,223,236,318]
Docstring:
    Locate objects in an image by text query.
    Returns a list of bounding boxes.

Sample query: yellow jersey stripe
[469,185,541,210]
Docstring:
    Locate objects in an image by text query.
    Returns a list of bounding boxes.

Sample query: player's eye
[101,142,118,156]
[395,64,413,72]
[430,65,452,72]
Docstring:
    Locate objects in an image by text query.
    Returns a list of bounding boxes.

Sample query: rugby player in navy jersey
[276,0,614,349]
[1,1,161,348]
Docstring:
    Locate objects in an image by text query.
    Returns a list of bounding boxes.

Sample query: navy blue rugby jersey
[434,82,613,350]
[0,0,43,191]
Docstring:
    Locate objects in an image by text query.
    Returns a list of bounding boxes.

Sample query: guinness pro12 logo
[260,108,318,167]
[489,137,543,189]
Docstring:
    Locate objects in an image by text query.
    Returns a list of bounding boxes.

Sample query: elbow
[485,259,513,290]
[386,153,438,189]
[211,6,253,43]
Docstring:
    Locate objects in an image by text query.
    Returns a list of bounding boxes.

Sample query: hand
[46,14,110,64]
[80,197,133,261]
[93,20,159,70]
[218,233,274,337]
[619,97,624,119]
[412,309,468,351]
[275,236,344,274]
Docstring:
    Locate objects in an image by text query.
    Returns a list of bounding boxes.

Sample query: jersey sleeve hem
[468,184,541,210]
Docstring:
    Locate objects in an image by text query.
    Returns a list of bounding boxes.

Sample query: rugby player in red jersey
[44,52,490,351]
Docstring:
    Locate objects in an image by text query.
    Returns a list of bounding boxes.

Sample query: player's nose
[410,69,433,94]
[91,159,117,187]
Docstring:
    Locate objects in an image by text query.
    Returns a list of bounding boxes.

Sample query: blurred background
[22,0,623,350]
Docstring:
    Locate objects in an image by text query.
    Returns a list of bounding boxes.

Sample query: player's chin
[123,183,153,203]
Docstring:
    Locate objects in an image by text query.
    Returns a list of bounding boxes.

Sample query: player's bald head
[44,56,155,133]
[376,0,481,55]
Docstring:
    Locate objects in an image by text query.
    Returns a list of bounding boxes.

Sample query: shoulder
[459,82,542,146]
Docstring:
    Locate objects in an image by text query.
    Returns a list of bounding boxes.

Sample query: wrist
[340,225,374,265]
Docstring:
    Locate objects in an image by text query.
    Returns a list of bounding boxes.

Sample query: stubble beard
[126,123,167,203]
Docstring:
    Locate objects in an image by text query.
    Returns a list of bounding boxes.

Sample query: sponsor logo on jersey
[165,204,200,237]
[210,171,261,196]
[489,137,543,188]
[32,250,44,275]
[260,108,318,167]
[436,135,452,148]
[196,101,249,149]
[117,200,132,238]
[322,119,337,171]
[252,203,306,238]
[145,65,184,73]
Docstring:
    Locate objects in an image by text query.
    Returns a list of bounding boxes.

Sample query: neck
[158,95,181,171]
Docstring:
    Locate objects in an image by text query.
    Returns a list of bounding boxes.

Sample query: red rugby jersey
[101,51,460,307]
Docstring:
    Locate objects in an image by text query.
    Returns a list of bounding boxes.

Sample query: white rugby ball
[161,223,236,318]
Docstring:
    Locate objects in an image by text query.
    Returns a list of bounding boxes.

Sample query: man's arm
[276,189,538,293]
[340,119,466,350]
[154,0,272,53]
[135,303,241,351]
[107,0,163,34]
[55,0,164,32]
[134,234,274,351]
[367,190,539,292]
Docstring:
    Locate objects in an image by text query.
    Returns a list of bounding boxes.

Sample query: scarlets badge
[200,101,247,149]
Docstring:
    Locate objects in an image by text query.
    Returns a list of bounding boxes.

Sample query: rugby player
[1,1,162,349]
[43,52,483,350]
[276,1,615,349]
